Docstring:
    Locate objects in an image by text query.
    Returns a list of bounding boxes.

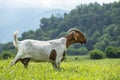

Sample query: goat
[10,28,86,69]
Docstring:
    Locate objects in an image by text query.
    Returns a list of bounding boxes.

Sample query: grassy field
[0,56,120,80]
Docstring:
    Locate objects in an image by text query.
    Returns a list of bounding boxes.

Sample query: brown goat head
[65,28,86,48]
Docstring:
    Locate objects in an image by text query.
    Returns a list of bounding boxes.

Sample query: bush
[105,46,120,58]
[0,51,13,59]
[89,50,105,59]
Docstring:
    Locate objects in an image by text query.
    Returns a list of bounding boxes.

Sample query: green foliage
[2,42,15,51]
[0,43,2,53]
[89,50,105,59]
[0,51,14,59]
[105,46,120,58]
[0,42,16,59]
[94,24,120,51]
[0,57,120,80]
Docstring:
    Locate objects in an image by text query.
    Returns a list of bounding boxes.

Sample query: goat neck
[65,32,76,48]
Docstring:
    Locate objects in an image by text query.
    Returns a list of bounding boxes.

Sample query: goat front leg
[52,62,61,70]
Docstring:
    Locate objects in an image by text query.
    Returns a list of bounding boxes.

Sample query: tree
[105,46,120,58]
[0,43,2,53]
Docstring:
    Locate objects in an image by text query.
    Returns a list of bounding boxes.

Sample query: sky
[0,0,119,10]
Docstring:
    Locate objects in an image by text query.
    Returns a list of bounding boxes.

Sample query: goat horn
[67,28,80,33]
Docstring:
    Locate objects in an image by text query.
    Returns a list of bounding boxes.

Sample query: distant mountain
[0,8,69,43]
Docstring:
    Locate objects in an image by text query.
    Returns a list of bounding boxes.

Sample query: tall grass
[0,56,120,80]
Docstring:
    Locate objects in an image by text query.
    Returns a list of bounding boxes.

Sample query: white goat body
[16,38,66,62]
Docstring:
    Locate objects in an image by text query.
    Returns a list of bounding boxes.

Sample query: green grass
[0,56,120,80]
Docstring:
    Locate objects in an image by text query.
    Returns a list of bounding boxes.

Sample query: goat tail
[13,31,19,49]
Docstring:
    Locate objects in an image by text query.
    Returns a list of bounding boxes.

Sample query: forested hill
[1,1,120,55]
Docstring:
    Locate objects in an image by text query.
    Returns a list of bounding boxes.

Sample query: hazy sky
[0,0,119,10]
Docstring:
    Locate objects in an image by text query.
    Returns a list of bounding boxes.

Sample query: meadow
[0,56,120,80]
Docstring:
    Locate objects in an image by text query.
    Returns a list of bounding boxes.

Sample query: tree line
[0,1,120,59]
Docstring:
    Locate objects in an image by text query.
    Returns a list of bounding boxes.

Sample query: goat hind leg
[21,58,30,68]
[10,56,21,67]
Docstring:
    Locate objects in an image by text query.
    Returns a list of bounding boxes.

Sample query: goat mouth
[80,42,84,44]
[80,42,86,44]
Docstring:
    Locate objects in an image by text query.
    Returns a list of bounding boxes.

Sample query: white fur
[17,38,66,62]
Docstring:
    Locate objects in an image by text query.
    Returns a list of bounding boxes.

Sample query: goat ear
[73,31,78,40]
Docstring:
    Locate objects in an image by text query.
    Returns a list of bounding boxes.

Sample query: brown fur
[21,58,30,68]
[50,49,57,61]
